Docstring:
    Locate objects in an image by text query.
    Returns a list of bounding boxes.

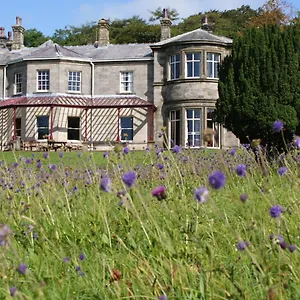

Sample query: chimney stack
[201,15,214,32]
[0,27,5,38]
[98,19,109,46]
[160,8,172,41]
[12,16,25,50]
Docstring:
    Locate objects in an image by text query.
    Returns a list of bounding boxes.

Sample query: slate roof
[0,95,154,109]
[152,28,232,47]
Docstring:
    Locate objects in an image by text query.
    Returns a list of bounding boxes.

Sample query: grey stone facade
[0,13,239,150]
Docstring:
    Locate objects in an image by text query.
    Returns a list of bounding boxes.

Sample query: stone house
[0,13,239,151]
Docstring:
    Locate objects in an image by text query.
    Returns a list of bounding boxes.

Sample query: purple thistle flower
[269,205,284,218]
[63,257,70,263]
[123,147,130,154]
[172,145,181,153]
[157,163,164,170]
[270,234,284,243]
[100,176,112,192]
[158,295,167,300]
[122,171,136,188]
[278,166,288,176]
[103,151,109,158]
[75,266,81,272]
[288,244,296,252]
[194,187,209,203]
[10,287,17,296]
[58,152,63,158]
[43,152,49,159]
[294,137,300,148]
[240,193,248,202]
[235,164,246,177]
[237,241,249,251]
[208,171,226,189]
[79,253,85,261]
[37,162,42,169]
[273,120,283,132]
[51,164,57,171]
[151,186,167,200]
[229,148,236,156]
[13,162,18,167]
[17,263,27,275]
[280,241,287,249]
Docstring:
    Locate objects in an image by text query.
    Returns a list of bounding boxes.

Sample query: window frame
[16,118,21,137]
[186,108,202,148]
[67,116,81,140]
[37,70,50,92]
[120,116,133,142]
[205,108,221,149]
[120,71,133,93]
[14,73,22,95]
[206,52,221,79]
[36,115,49,140]
[185,52,201,78]
[170,110,181,147]
[68,71,81,93]
[169,54,181,80]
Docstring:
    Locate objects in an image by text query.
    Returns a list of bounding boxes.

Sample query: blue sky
[1,0,299,37]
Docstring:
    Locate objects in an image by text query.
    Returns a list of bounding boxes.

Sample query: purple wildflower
[208,171,226,189]
[58,152,63,158]
[237,241,249,251]
[273,120,283,132]
[240,193,248,202]
[17,263,27,275]
[288,244,296,252]
[79,253,85,261]
[103,151,109,158]
[75,266,81,272]
[157,163,164,170]
[194,187,209,203]
[172,145,181,153]
[43,152,48,159]
[51,164,57,171]
[235,164,246,177]
[229,148,236,156]
[13,162,18,167]
[278,166,287,176]
[63,257,70,263]
[123,147,130,154]
[10,287,17,296]
[270,234,284,243]
[269,205,284,218]
[158,295,167,300]
[280,241,287,249]
[122,171,136,188]
[294,137,300,148]
[152,186,167,200]
[100,176,112,192]
[37,162,42,169]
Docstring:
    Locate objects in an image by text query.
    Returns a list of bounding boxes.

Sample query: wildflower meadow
[0,131,300,299]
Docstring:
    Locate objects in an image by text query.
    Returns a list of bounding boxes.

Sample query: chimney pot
[8,31,12,40]
[0,27,5,37]
[160,8,172,41]
[16,16,22,25]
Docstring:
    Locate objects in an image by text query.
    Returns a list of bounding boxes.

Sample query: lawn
[0,145,299,299]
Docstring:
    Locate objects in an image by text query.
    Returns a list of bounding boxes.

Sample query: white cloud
[72,0,266,25]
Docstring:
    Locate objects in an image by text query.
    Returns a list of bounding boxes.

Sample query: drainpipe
[3,64,7,100]
[89,61,94,150]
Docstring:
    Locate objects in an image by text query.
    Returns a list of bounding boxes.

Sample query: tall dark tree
[215,25,300,151]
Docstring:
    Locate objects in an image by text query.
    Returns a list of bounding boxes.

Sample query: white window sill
[67,91,81,94]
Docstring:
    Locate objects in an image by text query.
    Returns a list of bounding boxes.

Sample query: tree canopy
[23,0,299,47]
[215,24,300,150]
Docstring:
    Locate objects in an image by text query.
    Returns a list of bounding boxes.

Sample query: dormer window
[170,54,180,80]
[186,53,201,78]
[207,53,220,79]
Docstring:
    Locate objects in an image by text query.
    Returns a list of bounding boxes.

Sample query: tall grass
[0,146,299,299]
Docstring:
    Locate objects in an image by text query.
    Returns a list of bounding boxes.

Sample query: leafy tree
[148,6,179,22]
[247,0,295,27]
[51,22,97,46]
[215,25,300,151]
[24,29,49,47]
